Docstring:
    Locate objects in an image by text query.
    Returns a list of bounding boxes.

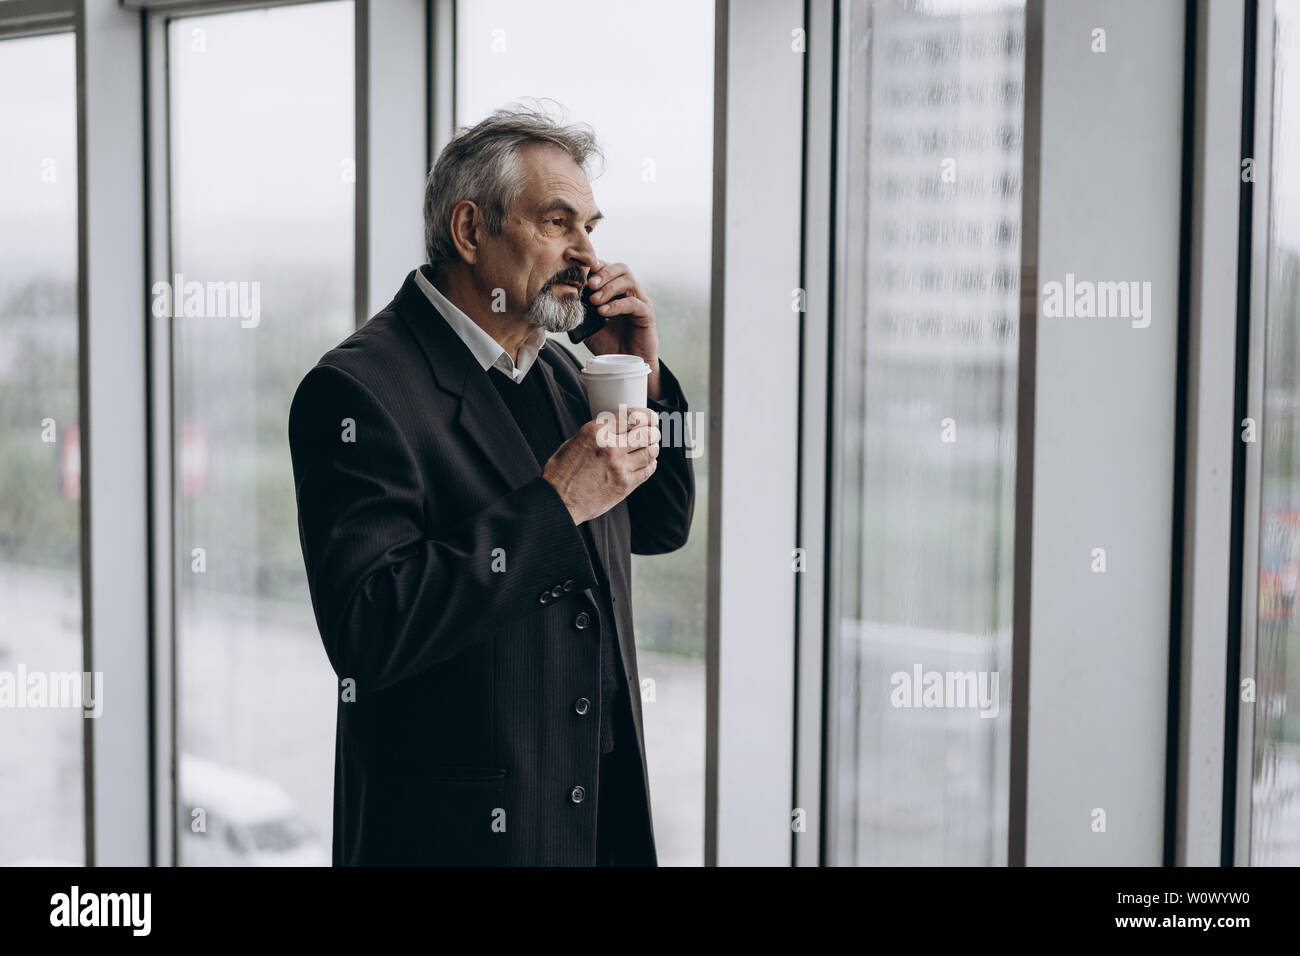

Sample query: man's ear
[448,199,481,266]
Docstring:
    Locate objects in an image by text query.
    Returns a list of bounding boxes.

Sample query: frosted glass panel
[1252,0,1300,867]
[832,0,1024,866]
[169,1,354,867]
[0,31,82,867]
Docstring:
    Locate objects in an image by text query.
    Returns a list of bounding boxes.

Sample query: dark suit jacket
[287,268,694,866]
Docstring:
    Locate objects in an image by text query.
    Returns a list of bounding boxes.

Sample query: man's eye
[549,218,564,226]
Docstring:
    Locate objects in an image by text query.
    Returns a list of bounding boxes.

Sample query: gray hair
[423,101,604,267]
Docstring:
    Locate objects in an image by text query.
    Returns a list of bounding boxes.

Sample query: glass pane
[1253,0,1300,866]
[456,0,712,866]
[0,31,83,867]
[169,2,354,866]
[832,0,1024,865]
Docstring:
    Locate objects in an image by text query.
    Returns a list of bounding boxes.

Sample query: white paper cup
[580,354,651,419]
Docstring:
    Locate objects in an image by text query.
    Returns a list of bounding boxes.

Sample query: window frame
[707,0,805,867]
[0,0,85,867]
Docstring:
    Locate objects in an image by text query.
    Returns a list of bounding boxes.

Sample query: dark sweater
[487,364,625,754]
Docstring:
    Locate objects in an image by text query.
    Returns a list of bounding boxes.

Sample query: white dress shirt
[414,264,548,383]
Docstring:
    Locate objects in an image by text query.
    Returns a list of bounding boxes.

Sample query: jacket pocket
[423,765,506,782]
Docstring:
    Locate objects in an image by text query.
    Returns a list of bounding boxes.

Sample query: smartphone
[567,284,609,344]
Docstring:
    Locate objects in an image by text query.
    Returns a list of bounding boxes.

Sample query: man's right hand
[543,408,661,525]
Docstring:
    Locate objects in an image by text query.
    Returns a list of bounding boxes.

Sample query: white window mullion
[80,0,152,867]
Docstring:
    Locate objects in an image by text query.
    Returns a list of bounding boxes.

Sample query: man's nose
[568,232,599,270]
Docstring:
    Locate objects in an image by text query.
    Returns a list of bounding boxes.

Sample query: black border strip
[1162,0,1198,869]
[816,0,841,870]
[1222,0,1259,868]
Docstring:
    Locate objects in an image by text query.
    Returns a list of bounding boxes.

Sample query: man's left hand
[584,260,662,401]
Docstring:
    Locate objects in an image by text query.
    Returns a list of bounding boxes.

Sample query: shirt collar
[414,264,547,383]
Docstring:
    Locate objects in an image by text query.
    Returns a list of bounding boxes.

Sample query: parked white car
[179,753,328,867]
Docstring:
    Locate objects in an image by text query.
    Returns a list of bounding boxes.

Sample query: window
[456,0,713,866]
[167,1,354,867]
[1253,0,1300,866]
[830,0,1024,865]
[0,30,82,867]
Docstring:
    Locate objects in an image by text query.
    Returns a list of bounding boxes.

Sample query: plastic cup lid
[582,354,651,376]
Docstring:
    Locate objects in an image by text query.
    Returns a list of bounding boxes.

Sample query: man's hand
[542,408,662,525]
[583,261,663,401]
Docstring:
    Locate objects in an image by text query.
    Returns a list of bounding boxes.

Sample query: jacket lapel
[392,269,538,492]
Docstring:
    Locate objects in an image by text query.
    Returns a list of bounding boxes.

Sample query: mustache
[546,269,587,291]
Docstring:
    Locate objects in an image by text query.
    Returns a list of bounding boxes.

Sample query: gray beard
[524,284,586,334]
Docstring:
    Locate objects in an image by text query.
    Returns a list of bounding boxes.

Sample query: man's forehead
[518,144,596,210]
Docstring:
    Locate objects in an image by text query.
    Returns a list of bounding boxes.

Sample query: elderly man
[288,106,695,866]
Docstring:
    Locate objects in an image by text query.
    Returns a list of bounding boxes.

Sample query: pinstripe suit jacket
[288,268,694,866]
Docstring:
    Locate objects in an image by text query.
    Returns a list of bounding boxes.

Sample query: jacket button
[570,785,585,804]
[539,590,552,605]
[551,585,564,598]
[574,697,590,716]
[574,612,590,630]
[563,579,575,592]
